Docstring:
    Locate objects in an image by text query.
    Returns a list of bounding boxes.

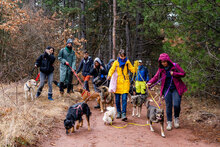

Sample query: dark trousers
[164,88,181,122]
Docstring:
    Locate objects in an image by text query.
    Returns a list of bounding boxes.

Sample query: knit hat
[66,39,73,45]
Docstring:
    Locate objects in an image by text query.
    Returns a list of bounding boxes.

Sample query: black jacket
[76,56,93,76]
[89,66,107,79]
[35,52,55,75]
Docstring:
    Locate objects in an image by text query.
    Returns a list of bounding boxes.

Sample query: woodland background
[0,0,219,98]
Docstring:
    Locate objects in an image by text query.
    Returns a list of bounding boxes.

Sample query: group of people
[34,38,187,131]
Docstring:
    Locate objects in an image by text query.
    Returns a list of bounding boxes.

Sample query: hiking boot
[35,92,41,98]
[94,104,100,109]
[121,113,127,121]
[166,121,172,131]
[174,117,180,128]
[116,112,121,119]
[48,94,54,101]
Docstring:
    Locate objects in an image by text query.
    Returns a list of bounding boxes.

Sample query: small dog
[146,99,165,137]
[64,102,91,134]
[99,86,115,112]
[103,106,116,125]
[24,79,37,100]
[131,95,146,117]
[76,88,101,103]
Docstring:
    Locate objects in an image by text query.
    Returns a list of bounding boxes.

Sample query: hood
[158,53,174,68]
[94,57,102,64]
[107,59,115,65]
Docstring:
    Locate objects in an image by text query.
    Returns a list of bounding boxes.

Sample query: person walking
[107,49,135,121]
[35,46,55,101]
[76,51,93,92]
[135,60,149,95]
[147,53,187,130]
[58,38,76,95]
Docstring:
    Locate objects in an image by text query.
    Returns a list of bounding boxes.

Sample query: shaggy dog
[103,106,116,125]
[131,95,146,117]
[24,79,37,100]
[146,99,165,137]
[99,86,114,112]
[64,102,91,134]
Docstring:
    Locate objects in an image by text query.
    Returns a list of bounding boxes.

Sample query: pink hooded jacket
[148,53,187,96]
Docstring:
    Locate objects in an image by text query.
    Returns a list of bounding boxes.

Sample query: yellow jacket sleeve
[108,61,117,77]
[127,60,135,73]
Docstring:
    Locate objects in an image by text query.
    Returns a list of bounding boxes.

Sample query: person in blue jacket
[135,60,149,95]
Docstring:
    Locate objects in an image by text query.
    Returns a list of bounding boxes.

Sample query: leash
[110,122,150,129]
[67,64,85,88]
[136,70,161,109]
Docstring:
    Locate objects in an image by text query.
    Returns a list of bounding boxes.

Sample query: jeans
[115,93,128,114]
[37,72,53,95]
[164,88,181,122]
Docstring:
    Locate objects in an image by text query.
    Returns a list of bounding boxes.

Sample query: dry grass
[0,82,82,146]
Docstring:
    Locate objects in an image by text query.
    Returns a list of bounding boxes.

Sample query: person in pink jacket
[147,53,187,131]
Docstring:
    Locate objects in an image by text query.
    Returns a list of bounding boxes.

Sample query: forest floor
[0,82,219,147]
[38,86,220,147]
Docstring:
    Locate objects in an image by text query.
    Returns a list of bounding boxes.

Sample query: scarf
[118,57,127,67]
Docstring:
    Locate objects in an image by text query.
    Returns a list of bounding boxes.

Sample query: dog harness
[73,104,83,116]
[81,90,90,97]
[26,84,31,91]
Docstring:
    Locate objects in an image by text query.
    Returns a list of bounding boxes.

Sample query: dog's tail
[146,99,153,108]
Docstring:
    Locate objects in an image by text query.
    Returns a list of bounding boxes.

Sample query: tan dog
[76,88,101,103]
[24,79,37,100]
[99,86,114,112]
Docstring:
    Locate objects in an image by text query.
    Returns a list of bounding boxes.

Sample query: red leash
[67,64,84,88]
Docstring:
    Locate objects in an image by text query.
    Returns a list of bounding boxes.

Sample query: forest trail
[39,100,218,147]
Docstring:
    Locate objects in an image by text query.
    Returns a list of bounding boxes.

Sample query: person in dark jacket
[76,51,93,91]
[35,46,55,101]
[90,57,107,108]
[135,60,149,95]
[105,59,115,86]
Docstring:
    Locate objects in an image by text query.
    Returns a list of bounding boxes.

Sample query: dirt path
[40,100,217,147]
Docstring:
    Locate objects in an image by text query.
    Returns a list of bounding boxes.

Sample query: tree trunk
[125,13,130,59]
[81,0,86,50]
[112,0,116,59]
[108,0,112,60]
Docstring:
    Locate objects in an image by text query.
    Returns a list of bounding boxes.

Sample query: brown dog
[76,88,101,103]
[99,86,115,112]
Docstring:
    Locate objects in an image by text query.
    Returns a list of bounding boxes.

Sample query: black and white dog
[146,99,165,137]
[64,102,91,134]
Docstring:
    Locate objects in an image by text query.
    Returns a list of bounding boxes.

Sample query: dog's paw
[161,133,165,138]
[76,124,80,130]
[101,110,104,113]
[150,126,155,132]
[88,127,91,131]
[138,115,141,118]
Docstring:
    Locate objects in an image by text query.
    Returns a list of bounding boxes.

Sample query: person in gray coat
[58,39,76,95]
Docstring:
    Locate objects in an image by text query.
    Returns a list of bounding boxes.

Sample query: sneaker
[174,117,180,128]
[116,112,121,119]
[94,104,100,109]
[121,113,127,121]
[166,121,172,131]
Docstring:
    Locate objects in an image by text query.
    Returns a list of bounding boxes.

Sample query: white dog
[103,107,116,125]
[24,79,37,100]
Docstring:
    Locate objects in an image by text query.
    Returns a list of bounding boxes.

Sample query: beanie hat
[66,39,73,45]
